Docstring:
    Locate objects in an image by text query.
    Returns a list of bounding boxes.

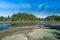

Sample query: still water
[0,22,37,30]
[0,23,12,30]
[0,21,60,30]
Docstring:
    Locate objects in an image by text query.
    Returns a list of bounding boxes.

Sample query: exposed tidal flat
[0,28,60,40]
[0,21,60,40]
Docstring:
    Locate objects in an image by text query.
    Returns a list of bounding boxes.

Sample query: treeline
[45,15,60,21]
[0,13,41,21]
[0,13,60,21]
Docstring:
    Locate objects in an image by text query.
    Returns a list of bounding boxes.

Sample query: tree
[0,16,4,21]
[10,13,40,21]
[0,13,41,21]
[45,15,60,21]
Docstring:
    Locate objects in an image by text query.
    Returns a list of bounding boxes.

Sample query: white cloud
[0,2,31,9]
[19,4,31,8]
[32,11,48,18]
[0,2,31,14]
[38,4,43,8]
[0,2,17,8]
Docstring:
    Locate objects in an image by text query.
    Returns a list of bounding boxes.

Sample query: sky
[0,0,60,18]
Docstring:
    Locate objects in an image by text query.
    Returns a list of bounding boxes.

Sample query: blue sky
[0,0,60,18]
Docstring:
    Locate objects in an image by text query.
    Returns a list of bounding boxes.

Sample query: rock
[27,29,58,40]
[1,34,27,40]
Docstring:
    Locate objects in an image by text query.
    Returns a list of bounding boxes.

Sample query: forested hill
[45,15,60,21]
[10,13,41,21]
[0,13,41,21]
[0,13,60,21]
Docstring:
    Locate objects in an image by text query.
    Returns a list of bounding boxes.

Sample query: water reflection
[0,23,12,30]
[37,21,60,30]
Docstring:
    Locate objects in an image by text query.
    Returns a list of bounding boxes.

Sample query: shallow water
[0,23,12,30]
[0,21,60,30]
[0,22,37,30]
[38,21,60,30]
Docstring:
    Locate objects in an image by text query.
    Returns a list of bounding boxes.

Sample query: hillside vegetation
[0,13,60,21]
[0,13,41,21]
